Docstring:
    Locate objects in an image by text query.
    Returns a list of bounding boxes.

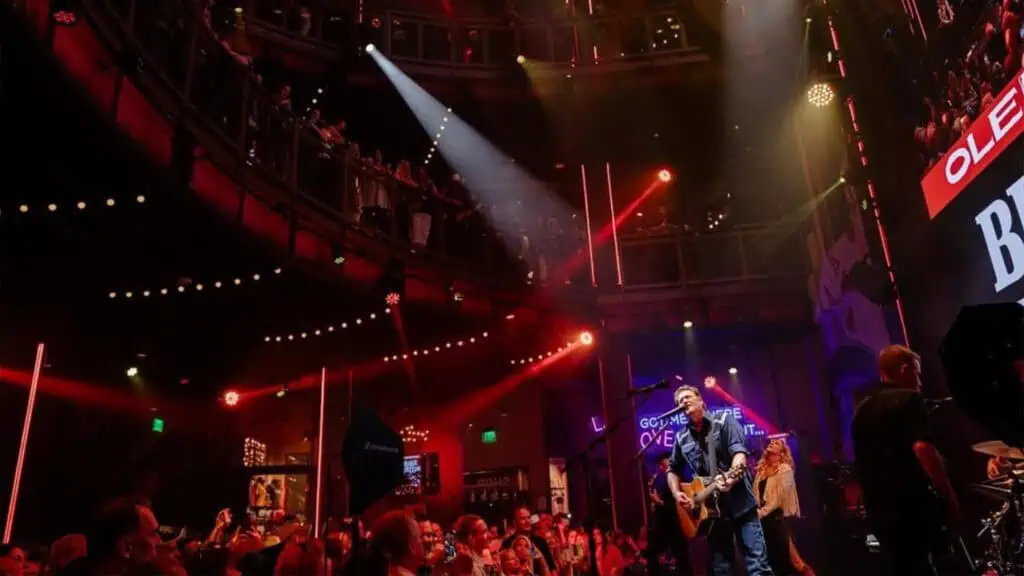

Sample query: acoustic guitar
[677,465,747,538]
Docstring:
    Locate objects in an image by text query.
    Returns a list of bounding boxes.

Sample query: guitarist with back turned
[667,385,774,576]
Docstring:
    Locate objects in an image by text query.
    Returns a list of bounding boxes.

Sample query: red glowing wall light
[314,367,326,538]
[4,343,45,544]
[578,165,598,286]
[605,162,624,285]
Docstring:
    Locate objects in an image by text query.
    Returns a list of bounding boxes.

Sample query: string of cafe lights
[509,331,594,365]
[381,311,517,362]
[109,267,283,299]
[263,307,391,343]
[423,108,451,167]
[382,329,490,362]
[3,194,148,218]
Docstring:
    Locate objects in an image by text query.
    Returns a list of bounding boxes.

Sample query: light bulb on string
[107,267,283,300]
[266,308,392,344]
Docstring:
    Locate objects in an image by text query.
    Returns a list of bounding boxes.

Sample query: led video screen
[920,66,1024,310]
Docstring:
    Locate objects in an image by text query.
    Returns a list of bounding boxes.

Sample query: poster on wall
[395,453,441,496]
[548,458,569,516]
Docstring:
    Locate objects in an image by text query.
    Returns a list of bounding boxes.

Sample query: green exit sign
[481,428,497,444]
[152,418,164,433]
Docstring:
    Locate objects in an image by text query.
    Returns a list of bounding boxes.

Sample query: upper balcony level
[236,0,711,78]
[15,0,810,319]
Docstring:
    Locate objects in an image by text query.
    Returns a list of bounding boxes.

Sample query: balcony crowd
[914,0,1023,172]
[193,0,595,282]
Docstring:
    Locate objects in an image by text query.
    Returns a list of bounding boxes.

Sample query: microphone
[653,404,687,421]
[626,379,669,398]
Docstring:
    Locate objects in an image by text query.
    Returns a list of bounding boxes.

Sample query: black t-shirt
[851,387,941,525]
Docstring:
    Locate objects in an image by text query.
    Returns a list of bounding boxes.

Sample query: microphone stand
[634,418,675,460]
[569,385,662,576]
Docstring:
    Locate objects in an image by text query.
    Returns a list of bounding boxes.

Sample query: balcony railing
[74,0,544,279]
[614,225,810,290]
[242,3,706,72]
[30,0,807,293]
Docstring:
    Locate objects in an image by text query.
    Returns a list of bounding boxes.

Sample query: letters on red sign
[921,67,1024,219]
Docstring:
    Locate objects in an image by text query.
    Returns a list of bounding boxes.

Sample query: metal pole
[345,370,353,518]
[597,357,618,530]
[4,343,45,543]
[626,354,648,529]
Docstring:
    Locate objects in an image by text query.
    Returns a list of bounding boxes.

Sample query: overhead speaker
[940,302,1024,448]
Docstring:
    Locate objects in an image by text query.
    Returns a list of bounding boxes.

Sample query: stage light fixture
[366,43,376,53]
[807,82,834,107]
[126,367,139,377]
[276,386,287,398]
[728,367,738,375]
[223,390,240,407]
[683,320,694,329]
[658,169,673,183]
[516,55,525,64]
[704,376,717,389]
[578,331,594,346]
[386,291,401,306]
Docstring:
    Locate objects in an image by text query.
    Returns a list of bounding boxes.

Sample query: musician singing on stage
[667,385,773,576]
[851,345,962,575]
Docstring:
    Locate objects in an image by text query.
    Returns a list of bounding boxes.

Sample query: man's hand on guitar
[713,474,737,492]
[675,491,693,510]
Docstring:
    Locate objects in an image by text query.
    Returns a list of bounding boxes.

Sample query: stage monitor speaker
[941,302,1024,448]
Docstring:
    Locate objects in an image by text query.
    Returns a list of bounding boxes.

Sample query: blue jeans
[707,509,774,576]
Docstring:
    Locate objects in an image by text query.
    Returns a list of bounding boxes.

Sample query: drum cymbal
[972,440,1024,460]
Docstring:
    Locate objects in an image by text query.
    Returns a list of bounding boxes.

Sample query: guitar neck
[695,469,744,504]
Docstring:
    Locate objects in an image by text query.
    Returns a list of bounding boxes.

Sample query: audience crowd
[0,501,664,576]
[914,0,1022,172]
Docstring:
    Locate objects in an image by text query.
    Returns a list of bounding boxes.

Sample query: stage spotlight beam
[365,48,574,251]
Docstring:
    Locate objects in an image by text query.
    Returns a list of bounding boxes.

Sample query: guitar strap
[707,417,720,481]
